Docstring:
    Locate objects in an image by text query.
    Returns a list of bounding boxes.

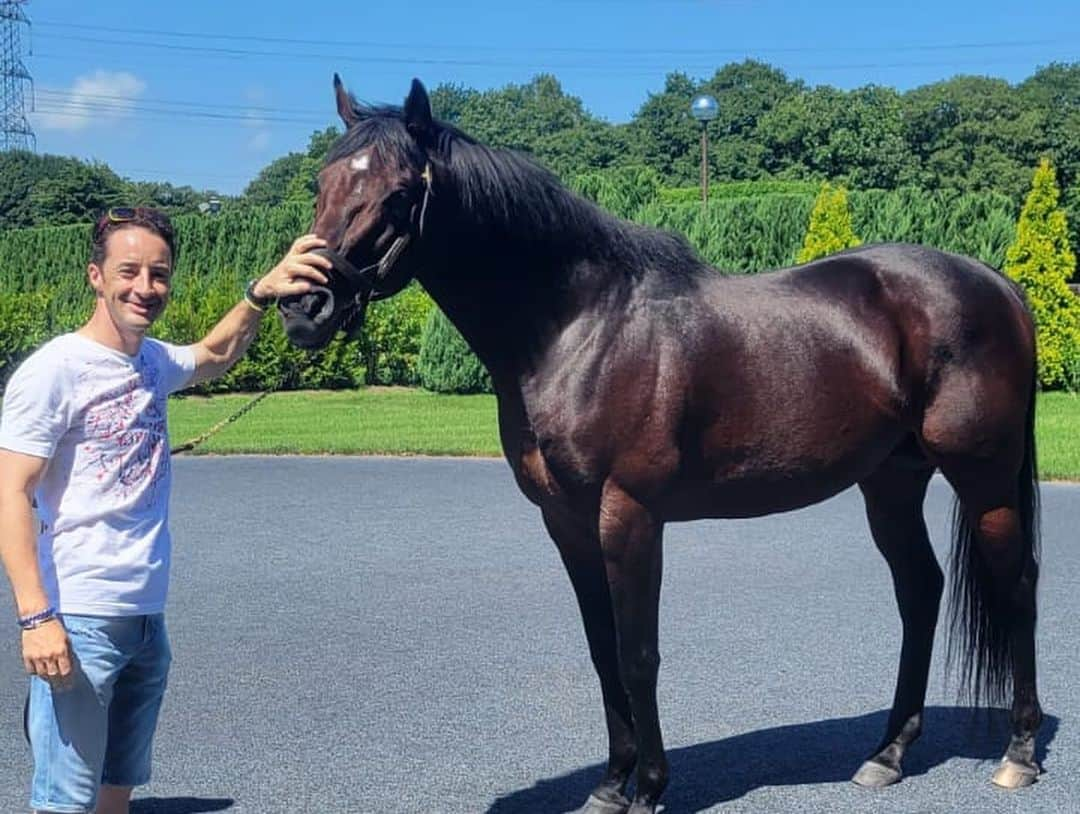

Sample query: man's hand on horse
[253,234,332,300]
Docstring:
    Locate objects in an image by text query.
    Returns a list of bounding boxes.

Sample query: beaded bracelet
[17,607,56,630]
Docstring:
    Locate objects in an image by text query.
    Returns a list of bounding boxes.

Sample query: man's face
[87,226,173,335]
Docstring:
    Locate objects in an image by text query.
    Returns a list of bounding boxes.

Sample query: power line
[32,103,328,127]
[33,90,327,123]
[26,51,1061,138]
[31,45,1062,85]
[31,18,1080,58]
[38,33,688,70]
[29,48,1064,87]
[34,87,329,117]
[36,31,1077,75]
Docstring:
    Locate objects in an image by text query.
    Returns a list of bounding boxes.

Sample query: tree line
[2,60,1079,249]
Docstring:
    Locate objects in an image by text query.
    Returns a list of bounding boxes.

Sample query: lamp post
[690,94,718,209]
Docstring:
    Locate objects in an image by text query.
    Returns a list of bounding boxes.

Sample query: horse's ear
[404,78,433,146]
[334,73,358,128]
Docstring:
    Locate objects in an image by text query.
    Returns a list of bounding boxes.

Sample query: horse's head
[278,75,436,350]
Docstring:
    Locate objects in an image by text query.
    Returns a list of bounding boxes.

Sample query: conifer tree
[1005,158,1080,389]
[797,182,861,263]
[418,308,492,394]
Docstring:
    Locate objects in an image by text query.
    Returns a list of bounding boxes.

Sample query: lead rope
[169,389,273,455]
[170,351,304,456]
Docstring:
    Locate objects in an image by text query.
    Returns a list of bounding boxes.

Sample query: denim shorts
[27,613,171,814]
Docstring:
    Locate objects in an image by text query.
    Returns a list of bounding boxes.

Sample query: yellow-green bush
[1005,158,1080,390]
[797,183,861,263]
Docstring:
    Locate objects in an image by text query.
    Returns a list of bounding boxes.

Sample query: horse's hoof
[991,758,1039,789]
[852,759,902,788]
[566,793,631,814]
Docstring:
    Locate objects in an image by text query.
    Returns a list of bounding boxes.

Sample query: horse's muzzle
[278,285,340,349]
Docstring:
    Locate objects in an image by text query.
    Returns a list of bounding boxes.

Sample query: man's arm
[187,234,331,387]
[0,449,71,681]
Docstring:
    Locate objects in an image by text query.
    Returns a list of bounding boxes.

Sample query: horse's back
[716,243,1035,392]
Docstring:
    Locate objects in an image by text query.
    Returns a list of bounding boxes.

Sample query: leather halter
[319,161,434,307]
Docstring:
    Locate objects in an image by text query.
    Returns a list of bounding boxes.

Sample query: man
[0,207,331,814]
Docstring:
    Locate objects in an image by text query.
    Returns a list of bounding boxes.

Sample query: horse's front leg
[597,481,668,814]
[544,507,637,814]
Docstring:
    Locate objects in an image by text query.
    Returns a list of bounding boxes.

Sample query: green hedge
[636,187,1017,272]
[0,187,1027,393]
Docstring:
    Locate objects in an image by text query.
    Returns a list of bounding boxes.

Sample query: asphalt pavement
[1,457,1077,813]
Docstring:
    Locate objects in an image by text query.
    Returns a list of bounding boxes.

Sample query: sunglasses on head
[106,207,137,222]
[93,207,139,241]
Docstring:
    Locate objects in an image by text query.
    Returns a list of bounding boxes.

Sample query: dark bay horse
[279,76,1043,814]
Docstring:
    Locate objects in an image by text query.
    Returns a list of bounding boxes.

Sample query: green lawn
[168,387,502,456]
[169,388,1080,481]
[1034,392,1080,481]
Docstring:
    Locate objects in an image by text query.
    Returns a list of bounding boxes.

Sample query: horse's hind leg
[543,507,636,814]
[939,465,1042,789]
[922,368,1042,788]
[853,445,940,788]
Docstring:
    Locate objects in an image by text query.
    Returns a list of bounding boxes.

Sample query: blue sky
[18,0,1078,196]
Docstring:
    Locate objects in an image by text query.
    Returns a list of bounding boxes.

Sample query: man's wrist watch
[244,279,274,312]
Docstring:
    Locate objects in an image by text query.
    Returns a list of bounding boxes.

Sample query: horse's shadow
[131,798,234,814]
[487,706,1059,814]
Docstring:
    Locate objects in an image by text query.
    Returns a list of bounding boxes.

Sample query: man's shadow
[131,798,233,814]
[487,706,1059,814]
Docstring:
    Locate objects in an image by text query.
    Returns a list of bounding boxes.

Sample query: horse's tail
[946,370,1040,706]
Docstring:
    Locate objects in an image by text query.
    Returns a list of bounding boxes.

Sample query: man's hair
[90,207,177,267]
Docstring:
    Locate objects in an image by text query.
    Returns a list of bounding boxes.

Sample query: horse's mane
[327,102,704,276]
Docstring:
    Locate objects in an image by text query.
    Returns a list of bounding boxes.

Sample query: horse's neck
[418,209,618,382]
[416,254,564,383]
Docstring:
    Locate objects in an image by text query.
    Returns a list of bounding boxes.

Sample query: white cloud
[34,70,147,132]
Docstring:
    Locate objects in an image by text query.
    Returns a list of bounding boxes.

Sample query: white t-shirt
[0,333,196,615]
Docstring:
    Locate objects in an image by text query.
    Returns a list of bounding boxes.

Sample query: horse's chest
[517,442,565,505]
[508,420,596,511]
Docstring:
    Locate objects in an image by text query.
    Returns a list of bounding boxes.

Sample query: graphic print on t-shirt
[75,351,169,504]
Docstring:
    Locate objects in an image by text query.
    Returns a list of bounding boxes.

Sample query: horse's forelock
[326,107,432,169]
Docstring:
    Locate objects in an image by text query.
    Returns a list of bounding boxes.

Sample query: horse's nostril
[302,286,336,325]
[300,290,327,314]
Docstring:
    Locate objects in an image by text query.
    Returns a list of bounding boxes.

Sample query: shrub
[1004,158,1080,389]
[360,283,435,386]
[0,291,51,391]
[418,307,492,394]
[797,183,861,263]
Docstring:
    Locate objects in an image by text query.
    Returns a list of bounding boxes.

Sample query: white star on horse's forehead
[350,153,371,172]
